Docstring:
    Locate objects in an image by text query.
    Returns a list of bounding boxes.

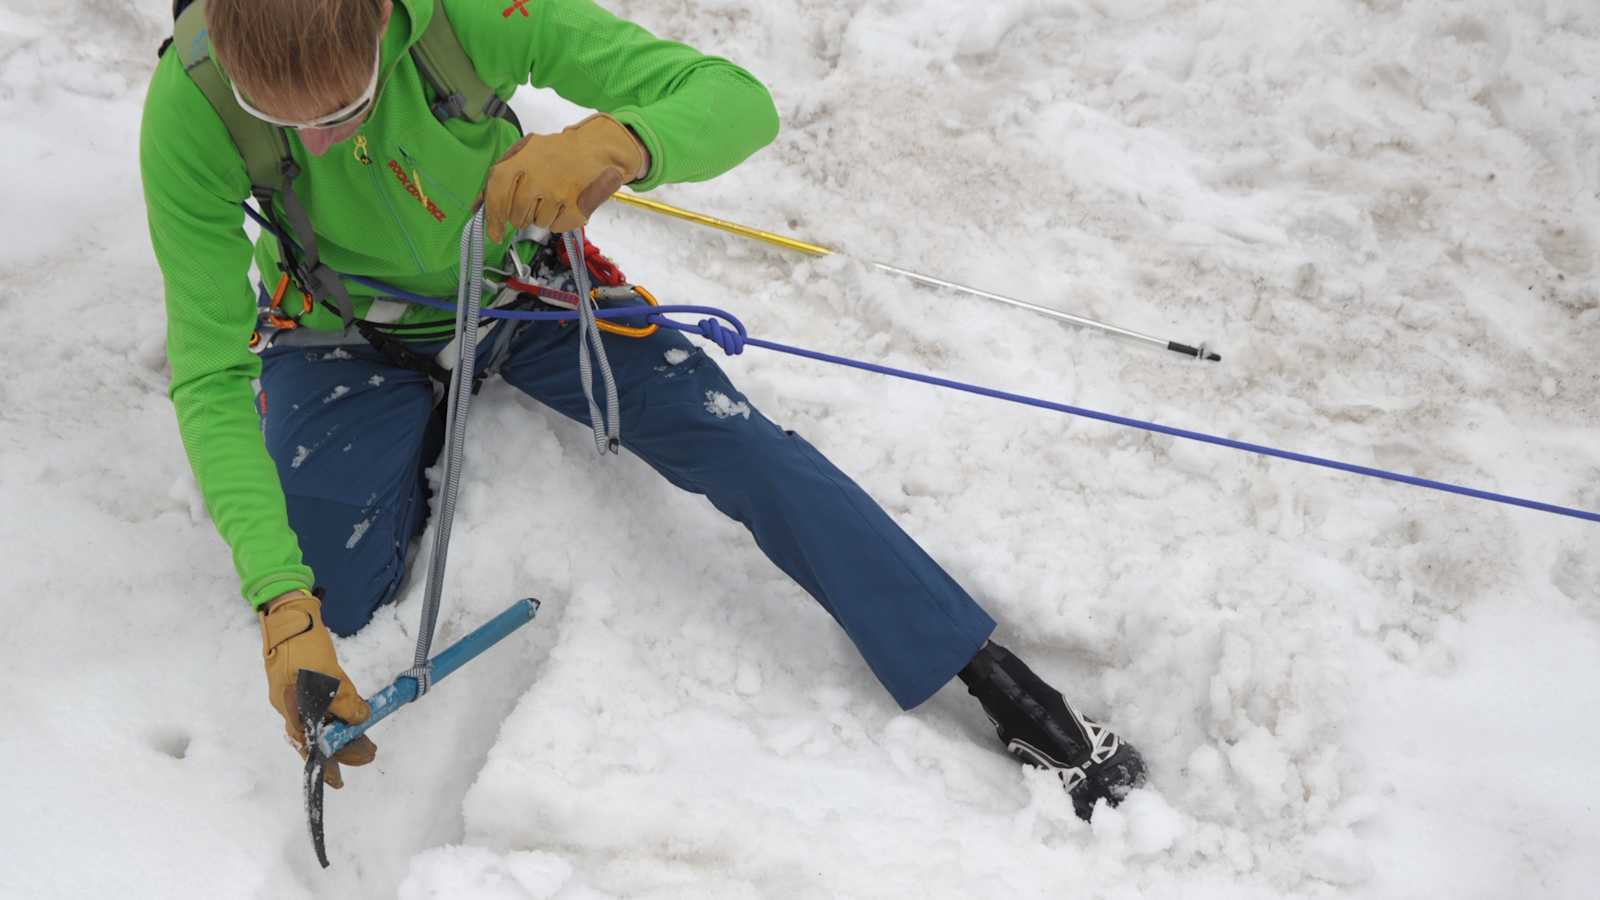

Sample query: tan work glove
[484,113,649,241]
[260,590,377,789]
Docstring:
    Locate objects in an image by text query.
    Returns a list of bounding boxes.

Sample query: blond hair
[209,0,383,119]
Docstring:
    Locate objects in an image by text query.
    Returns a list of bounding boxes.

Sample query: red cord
[554,235,627,287]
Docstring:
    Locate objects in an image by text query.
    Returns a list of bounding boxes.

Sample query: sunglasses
[232,34,383,129]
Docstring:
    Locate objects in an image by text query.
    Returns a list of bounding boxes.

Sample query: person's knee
[316,574,400,636]
[318,591,379,637]
[293,489,426,637]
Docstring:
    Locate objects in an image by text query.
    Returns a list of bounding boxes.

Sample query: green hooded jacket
[140,0,779,609]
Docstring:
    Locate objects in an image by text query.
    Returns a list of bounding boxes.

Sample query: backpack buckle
[430,92,466,122]
[482,95,511,120]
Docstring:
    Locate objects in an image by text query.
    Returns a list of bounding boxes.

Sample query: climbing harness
[610,192,1221,362]
[241,198,652,456]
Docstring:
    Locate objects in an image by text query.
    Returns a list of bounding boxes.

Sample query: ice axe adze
[296,597,540,867]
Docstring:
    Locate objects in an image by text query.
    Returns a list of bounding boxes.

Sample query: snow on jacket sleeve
[140,51,315,610]
[446,0,780,191]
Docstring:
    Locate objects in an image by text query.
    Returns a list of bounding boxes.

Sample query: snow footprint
[147,727,191,760]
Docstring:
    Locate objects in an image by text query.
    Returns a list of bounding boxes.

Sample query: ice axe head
[296,668,342,868]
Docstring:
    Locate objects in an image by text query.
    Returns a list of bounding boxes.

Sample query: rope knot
[695,317,746,355]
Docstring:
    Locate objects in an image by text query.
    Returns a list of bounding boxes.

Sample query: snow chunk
[664,348,690,365]
[704,390,750,419]
[290,445,311,469]
[345,518,371,549]
[1119,791,1186,856]
[323,385,350,404]
[319,348,352,361]
[1226,725,1294,817]
[369,374,385,387]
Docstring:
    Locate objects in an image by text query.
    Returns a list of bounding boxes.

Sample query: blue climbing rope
[333,279,1600,525]
[238,204,1599,524]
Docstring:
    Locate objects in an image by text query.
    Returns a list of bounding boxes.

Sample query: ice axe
[295,597,540,867]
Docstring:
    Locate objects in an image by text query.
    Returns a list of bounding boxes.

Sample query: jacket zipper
[397,145,471,216]
[362,136,428,275]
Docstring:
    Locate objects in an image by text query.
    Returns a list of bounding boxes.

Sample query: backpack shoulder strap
[410,0,521,130]
[161,0,355,327]
[167,0,294,195]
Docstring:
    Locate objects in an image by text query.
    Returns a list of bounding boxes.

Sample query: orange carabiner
[593,284,659,339]
[266,272,303,330]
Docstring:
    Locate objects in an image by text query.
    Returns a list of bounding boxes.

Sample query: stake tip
[1167,340,1222,362]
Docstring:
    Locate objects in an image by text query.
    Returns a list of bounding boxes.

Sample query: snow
[346,518,373,550]
[398,847,578,900]
[703,389,753,419]
[2,0,1598,898]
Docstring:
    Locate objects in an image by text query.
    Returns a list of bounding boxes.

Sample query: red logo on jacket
[387,160,446,223]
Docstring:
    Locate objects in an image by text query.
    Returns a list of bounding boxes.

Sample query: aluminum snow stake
[298,597,542,868]
[612,192,1223,362]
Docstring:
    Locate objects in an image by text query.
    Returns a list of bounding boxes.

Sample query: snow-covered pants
[257,316,995,709]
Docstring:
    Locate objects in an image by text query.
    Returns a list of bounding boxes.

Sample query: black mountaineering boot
[960,641,1146,820]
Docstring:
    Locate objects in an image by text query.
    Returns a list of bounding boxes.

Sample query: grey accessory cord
[404,208,487,695]
[564,230,621,455]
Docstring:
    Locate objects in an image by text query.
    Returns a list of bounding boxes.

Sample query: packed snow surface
[2,0,1597,898]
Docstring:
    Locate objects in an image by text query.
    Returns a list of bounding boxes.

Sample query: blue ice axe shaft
[316,597,540,757]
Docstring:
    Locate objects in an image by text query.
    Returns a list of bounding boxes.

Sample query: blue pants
[258,317,994,709]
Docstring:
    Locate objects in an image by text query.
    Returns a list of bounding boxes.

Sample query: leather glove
[260,590,377,789]
[484,113,649,241]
